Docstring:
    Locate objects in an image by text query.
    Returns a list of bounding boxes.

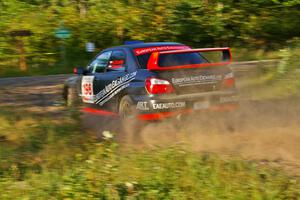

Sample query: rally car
[63,42,237,121]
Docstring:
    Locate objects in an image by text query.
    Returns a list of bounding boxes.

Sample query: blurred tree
[0,0,299,72]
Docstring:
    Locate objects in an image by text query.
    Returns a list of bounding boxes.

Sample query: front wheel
[64,86,79,107]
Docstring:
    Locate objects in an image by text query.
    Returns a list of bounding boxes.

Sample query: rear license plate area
[193,100,210,110]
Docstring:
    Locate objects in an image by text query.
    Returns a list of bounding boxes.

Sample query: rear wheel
[119,95,135,119]
[118,95,144,144]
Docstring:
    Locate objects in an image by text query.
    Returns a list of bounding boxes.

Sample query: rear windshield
[136,54,151,69]
[158,52,208,67]
[136,52,208,69]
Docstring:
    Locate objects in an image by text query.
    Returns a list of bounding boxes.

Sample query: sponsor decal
[134,45,189,56]
[172,75,222,86]
[95,72,137,105]
[136,101,186,110]
[153,102,186,110]
[81,76,95,103]
[136,102,150,111]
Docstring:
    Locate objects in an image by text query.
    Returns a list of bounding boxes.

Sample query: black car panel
[63,42,238,120]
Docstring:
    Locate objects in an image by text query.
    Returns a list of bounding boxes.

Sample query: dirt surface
[136,99,300,177]
[0,74,70,112]
[0,74,299,177]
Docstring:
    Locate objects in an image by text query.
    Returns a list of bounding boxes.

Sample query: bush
[0,132,299,199]
[276,38,300,76]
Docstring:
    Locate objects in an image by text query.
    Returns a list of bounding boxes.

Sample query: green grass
[236,69,300,101]
[236,47,300,100]
[231,48,282,62]
[0,107,299,199]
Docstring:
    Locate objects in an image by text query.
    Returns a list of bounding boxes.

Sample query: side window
[89,51,112,73]
[107,50,126,71]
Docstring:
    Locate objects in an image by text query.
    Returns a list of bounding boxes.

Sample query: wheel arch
[116,90,129,112]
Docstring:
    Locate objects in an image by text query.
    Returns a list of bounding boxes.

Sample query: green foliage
[275,38,300,76]
[0,107,299,199]
[0,0,299,76]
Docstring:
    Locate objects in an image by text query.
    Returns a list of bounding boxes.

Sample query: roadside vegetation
[235,40,300,100]
[0,0,299,77]
[0,107,299,199]
[1,1,300,199]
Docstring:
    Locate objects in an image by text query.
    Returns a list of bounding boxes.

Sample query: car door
[92,50,127,106]
[80,51,112,104]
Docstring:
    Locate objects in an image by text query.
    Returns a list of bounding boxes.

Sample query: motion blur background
[1,1,300,199]
[0,0,299,76]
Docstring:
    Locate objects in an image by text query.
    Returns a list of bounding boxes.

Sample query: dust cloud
[86,98,300,176]
[1,75,299,176]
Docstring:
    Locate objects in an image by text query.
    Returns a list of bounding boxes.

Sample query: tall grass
[0,108,299,199]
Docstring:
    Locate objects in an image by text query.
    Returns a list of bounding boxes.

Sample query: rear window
[158,52,208,67]
[136,54,151,69]
[134,45,190,69]
[136,52,209,69]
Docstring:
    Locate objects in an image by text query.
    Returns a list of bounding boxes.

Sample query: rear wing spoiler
[147,47,232,70]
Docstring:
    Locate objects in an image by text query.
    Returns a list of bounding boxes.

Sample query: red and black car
[63,42,237,122]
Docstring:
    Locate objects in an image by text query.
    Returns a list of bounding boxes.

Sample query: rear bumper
[138,103,238,121]
[82,90,238,121]
[132,90,238,120]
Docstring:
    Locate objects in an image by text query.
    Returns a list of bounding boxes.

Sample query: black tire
[118,95,144,144]
[119,95,135,118]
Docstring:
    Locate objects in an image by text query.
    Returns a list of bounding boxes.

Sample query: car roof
[105,42,184,51]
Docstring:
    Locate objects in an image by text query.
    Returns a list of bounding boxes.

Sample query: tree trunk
[17,39,27,71]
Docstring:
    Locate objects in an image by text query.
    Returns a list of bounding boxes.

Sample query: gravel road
[0,74,71,111]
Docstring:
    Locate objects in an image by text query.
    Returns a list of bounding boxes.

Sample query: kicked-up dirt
[134,99,300,177]
[0,74,299,177]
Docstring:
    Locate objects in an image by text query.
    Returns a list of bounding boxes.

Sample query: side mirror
[73,67,85,75]
[107,60,125,70]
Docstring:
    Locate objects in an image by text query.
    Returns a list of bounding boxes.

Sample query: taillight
[145,77,174,94]
[73,68,78,74]
[221,72,235,89]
